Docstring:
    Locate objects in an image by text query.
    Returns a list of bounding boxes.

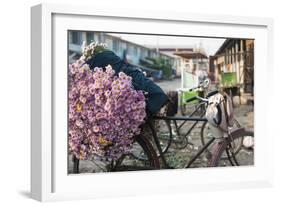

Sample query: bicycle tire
[112,134,161,171]
[208,128,254,167]
[155,120,173,156]
[200,119,243,160]
[132,119,172,161]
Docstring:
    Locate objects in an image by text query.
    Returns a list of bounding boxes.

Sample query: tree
[141,56,173,79]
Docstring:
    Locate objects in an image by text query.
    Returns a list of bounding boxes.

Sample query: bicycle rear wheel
[208,128,254,167]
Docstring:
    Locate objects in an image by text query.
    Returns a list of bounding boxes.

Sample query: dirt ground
[155,78,254,168]
[162,104,254,169]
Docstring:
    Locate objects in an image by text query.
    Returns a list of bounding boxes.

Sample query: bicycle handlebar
[185,96,198,103]
[185,95,208,104]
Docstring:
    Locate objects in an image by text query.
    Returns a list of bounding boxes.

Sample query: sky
[109,33,226,56]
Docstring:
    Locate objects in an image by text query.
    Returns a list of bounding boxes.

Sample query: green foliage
[145,56,173,79]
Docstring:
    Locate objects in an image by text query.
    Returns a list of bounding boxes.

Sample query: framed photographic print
[31,3,274,201]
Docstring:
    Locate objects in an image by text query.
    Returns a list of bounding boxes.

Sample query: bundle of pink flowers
[68,58,146,160]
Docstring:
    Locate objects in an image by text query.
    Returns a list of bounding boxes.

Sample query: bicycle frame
[149,114,215,168]
[174,101,207,138]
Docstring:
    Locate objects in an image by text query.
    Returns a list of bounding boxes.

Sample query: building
[158,47,208,76]
[211,39,254,95]
[158,47,208,88]
[68,31,176,69]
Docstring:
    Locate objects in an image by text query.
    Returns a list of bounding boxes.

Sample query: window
[71,31,83,45]
[134,46,138,56]
[98,33,104,43]
[113,39,119,52]
[148,50,152,57]
[86,32,94,44]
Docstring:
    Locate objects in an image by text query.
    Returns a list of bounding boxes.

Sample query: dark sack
[166,91,178,116]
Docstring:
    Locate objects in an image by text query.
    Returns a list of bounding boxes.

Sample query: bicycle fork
[147,120,172,169]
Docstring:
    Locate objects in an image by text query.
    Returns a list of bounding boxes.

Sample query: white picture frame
[31,3,274,202]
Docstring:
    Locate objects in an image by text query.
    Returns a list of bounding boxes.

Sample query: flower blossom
[68,60,146,160]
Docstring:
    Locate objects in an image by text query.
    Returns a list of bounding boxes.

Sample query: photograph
[67,31,254,174]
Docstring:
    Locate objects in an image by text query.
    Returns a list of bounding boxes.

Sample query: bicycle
[148,93,254,168]
[177,80,245,164]
[208,127,254,167]
[178,79,210,116]
[70,111,207,172]
[146,79,244,163]
[141,80,212,158]
[200,117,244,163]
[71,87,253,173]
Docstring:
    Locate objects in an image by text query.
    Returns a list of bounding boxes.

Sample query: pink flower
[104,90,111,97]
[79,96,87,104]
[125,106,131,112]
[89,84,96,94]
[96,112,107,120]
[115,119,121,126]
[68,60,146,160]
[95,98,102,106]
[93,126,99,133]
[131,102,137,110]
[94,67,103,72]
[69,64,76,74]
[104,101,111,111]
[75,119,84,128]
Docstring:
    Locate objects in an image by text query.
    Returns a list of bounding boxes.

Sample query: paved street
[155,78,182,92]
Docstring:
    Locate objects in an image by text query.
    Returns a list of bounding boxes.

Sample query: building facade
[159,47,208,88]
[211,39,254,94]
[68,31,176,68]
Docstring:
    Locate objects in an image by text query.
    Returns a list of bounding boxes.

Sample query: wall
[0,0,280,206]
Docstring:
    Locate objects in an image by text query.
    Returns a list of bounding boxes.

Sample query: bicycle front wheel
[208,128,254,167]
[70,135,160,173]
[201,119,243,160]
